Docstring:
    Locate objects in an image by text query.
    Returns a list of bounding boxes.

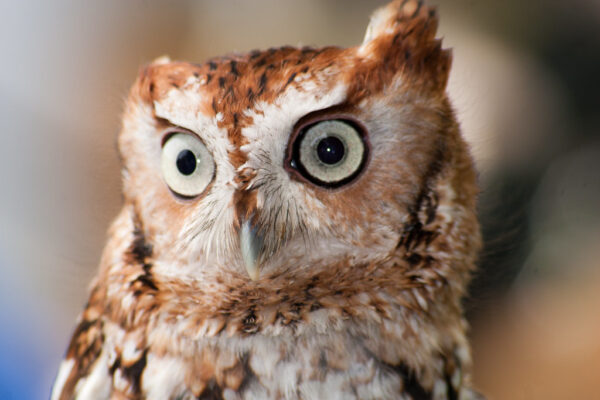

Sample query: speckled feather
[52,1,484,399]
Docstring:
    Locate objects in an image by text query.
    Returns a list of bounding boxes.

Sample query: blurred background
[0,0,598,398]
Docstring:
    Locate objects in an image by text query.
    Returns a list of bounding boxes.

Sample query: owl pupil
[176,149,197,175]
[316,136,345,165]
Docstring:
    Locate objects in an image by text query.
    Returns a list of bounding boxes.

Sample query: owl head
[114,0,479,307]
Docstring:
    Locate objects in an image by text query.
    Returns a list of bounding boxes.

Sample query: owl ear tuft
[359,0,451,91]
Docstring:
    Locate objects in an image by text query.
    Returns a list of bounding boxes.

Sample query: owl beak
[239,218,264,281]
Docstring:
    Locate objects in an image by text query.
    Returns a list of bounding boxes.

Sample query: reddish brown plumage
[52,1,484,399]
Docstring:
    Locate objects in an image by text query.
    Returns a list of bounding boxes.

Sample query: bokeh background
[1,0,599,398]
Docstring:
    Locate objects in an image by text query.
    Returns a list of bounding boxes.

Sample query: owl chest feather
[54,263,476,400]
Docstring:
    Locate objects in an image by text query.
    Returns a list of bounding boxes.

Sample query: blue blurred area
[0,257,60,400]
[0,330,43,400]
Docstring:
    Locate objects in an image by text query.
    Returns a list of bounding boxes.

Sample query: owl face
[117,2,468,287]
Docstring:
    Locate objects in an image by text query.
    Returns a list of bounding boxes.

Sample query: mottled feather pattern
[52,1,484,399]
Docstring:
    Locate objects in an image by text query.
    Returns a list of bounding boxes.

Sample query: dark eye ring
[285,115,370,188]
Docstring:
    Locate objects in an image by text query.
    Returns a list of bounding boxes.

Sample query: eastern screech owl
[52,1,483,399]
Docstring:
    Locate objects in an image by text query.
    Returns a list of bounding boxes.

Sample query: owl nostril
[234,167,258,189]
[232,185,259,231]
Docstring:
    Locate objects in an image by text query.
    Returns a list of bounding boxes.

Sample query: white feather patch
[142,353,188,400]
[50,358,75,400]
[74,350,111,400]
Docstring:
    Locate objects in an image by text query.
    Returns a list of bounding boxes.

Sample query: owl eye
[290,119,368,187]
[161,132,215,197]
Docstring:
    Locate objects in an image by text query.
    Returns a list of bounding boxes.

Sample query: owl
[51,1,483,399]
